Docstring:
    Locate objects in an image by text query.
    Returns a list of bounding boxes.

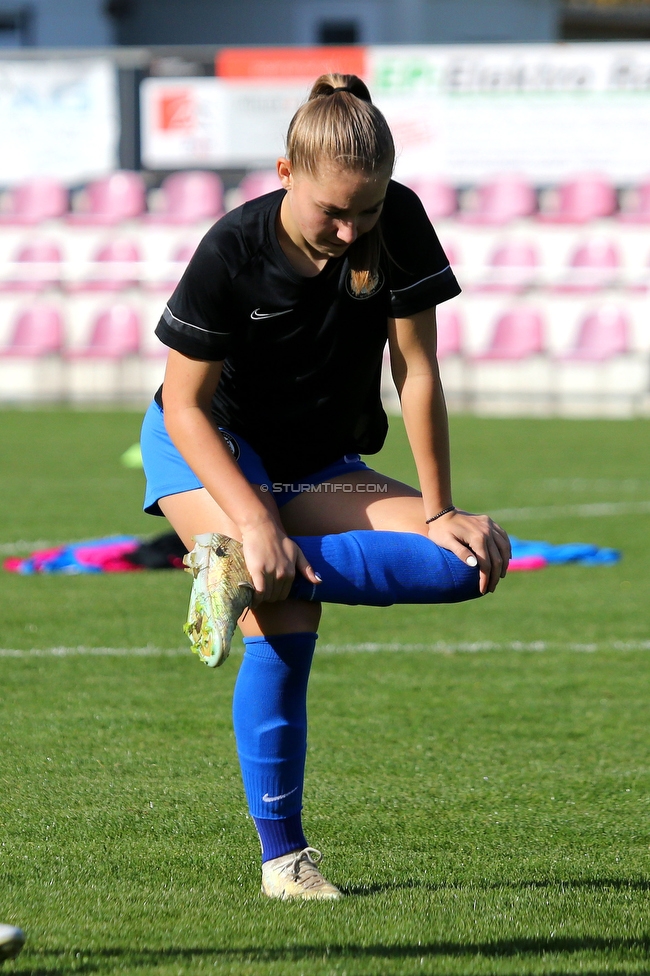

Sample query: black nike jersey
[155,179,460,482]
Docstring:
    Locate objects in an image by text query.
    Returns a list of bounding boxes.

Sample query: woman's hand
[426,509,511,595]
[240,516,320,607]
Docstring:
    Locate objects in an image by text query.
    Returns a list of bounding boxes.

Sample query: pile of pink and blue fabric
[4,533,187,574]
[3,533,619,575]
[507,537,619,571]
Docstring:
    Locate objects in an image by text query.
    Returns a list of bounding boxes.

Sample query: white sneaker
[261,847,342,900]
[0,924,25,961]
[183,533,254,668]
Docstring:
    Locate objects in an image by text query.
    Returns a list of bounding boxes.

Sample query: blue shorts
[140,400,370,516]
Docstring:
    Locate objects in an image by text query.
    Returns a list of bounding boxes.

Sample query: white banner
[0,59,119,185]
[371,43,650,183]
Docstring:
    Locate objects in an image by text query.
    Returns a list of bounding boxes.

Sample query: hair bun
[309,73,372,103]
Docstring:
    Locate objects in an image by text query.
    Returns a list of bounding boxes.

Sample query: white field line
[320,640,650,654]
[1,641,650,659]
[0,646,187,658]
[491,500,650,521]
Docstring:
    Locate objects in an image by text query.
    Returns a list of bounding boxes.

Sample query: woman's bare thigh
[280,470,427,537]
[158,487,242,552]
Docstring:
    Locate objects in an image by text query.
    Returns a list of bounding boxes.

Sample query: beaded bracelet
[425,505,456,525]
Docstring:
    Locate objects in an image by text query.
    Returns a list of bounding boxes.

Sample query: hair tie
[330,86,354,94]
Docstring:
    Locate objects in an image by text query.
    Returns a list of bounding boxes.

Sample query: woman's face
[278,159,390,260]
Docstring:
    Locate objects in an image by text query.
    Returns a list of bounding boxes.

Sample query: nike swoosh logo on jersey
[250,308,293,320]
[262,786,299,803]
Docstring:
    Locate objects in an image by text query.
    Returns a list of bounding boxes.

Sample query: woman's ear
[277,157,292,190]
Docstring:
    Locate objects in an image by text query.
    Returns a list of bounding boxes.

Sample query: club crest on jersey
[219,430,240,460]
[346,269,385,300]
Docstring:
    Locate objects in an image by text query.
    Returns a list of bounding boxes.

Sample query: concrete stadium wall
[0,0,561,49]
[110,0,560,46]
[0,0,114,47]
[422,0,560,44]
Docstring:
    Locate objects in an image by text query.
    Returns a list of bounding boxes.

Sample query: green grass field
[1,410,649,975]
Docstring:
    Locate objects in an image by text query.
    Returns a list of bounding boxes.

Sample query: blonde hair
[286,74,395,297]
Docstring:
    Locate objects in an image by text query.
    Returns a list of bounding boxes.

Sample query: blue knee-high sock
[288,530,481,606]
[233,632,316,863]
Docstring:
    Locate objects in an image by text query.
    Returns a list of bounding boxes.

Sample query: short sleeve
[155,231,234,361]
[382,181,461,318]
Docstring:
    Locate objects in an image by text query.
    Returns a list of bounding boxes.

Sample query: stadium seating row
[383,299,650,418]
[439,226,650,293]
[409,173,650,225]
[1,171,650,298]
[1,208,650,299]
[1,294,647,358]
[0,299,165,402]
[0,234,201,293]
[435,299,650,359]
[0,169,648,412]
[0,294,648,415]
[1,227,648,293]
[0,170,278,226]
[2,170,650,226]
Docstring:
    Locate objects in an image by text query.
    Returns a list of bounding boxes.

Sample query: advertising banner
[141,78,308,169]
[371,43,650,183]
[0,59,118,185]
[142,42,650,182]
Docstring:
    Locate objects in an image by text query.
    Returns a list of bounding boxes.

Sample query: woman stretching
[140,73,510,900]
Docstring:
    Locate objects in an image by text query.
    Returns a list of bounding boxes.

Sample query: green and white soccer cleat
[261,848,342,900]
[0,924,25,961]
[183,532,254,668]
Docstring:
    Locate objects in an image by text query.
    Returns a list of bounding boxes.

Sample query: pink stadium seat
[239,170,283,202]
[559,239,621,293]
[480,240,539,292]
[0,238,62,292]
[539,174,617,224]
[145,240,197,293]
[68,305,141,359]
[439,238,459,267]
[172,240,198,267]
[75,238,142,292]
[151,171,224,224]
[404,178,457,220]
[461,175,536,225]
[562,307,630,361]
[476,308,545,360]
[1,304,63,357]
[435,306,462,359]
[618,179,650,223]
[0,177,68,225]
[69,171,147,225]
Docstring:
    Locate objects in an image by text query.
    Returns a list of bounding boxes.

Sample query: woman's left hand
[426,509,511,595]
